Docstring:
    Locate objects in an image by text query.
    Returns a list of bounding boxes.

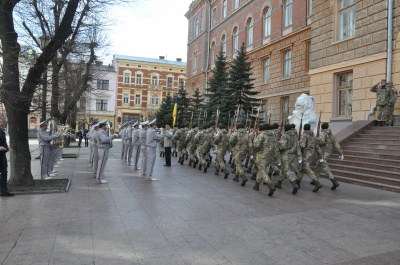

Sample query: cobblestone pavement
[0,140,400,265]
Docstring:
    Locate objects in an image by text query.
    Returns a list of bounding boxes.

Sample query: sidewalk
[0,140,399,265]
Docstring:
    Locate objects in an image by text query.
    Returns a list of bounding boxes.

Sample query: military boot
[310,180,315,185]
[251,173,256,180]
[274,180,283,189]
[198,164,202,170]
[246,167,252,173]
[181,158,184,165]
[231,162,235,168]
[312,179,323,192]
[233,175,239,182]
[224,171,229,179]
[215,168,219,175]
[204,166,208,173]
[291,181,299,194]
[188,161,192,166]
[241,176,248,187]
[253,181,260,191]
[331,179,340,190]
[296,179,301,189]
[266,182,276,196]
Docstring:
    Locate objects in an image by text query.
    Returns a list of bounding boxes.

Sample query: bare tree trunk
[41,70,47,121]
[50,60,62,119]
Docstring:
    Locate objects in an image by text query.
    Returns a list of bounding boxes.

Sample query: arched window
[284,0,292,27]
[246,18,253,45]
[151,94,159,105]
[221,35,226,55]
[152,76,158,85]
[264,8,271,37]
[233,27,239,52]
[195,18,199,36]
[193,50,198,70]
[211,41,216,65]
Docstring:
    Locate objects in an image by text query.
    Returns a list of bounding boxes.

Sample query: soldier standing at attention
[146,119,164,181]
[214,124,229,179]
[38,121,59,180]
[97,120,114,184]
[120,123,127,159]
[252,124,276,196]
[229,124,249,187]
[371,79,390,126]
[139,121,149,176]
[130,121,141,169]
[87,120,97,164]
[387,82,398,126]
[315,123,343,190]
[125,121,133,164]
[91,123,100,178]
[163,124,173,167]
[297,124,324,192]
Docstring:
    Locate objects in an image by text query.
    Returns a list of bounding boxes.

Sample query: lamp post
[39,35,48,122]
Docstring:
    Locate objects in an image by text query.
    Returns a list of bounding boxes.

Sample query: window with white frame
[123,72,130,84]
[167,77,173,88]
[136,74,142,85]
[338,72,353,116]
[193,50,198,70]
[264,8,271,37]
[263,58,270,84]
[338,0,356,40]
[151,76,158,85]
[135,94,141,105]
[282,97,290,123]
[283,50,291,79]
[233,27,239,52]
[123,93,129,104]
[97,80,109,90]
[262,101,268,122]
[96,99,108,111]
[234,0,239,10]
[221,35,226,55]
[283,0,292,28]
[222,0,227,19]
[246,18,253,45]
[179,78,185,89]
[151,94,159,105]
[195,18,199,36]
[212,8,217,26]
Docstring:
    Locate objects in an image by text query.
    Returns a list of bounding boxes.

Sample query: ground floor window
[123,114,140,124]
[337,72,353,116]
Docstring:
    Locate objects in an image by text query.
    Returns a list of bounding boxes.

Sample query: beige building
[310,0,400,128]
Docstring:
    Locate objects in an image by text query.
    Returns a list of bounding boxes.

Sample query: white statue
[288,94,319,134]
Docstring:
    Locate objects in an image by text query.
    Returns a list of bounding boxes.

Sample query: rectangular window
[263,58,270,84]
[234,0,239,10]
[338,0,356,40]
[167,77,173,88]
[212,8,217,26]
[284,0,292,27]
[123,93,129,104]
[151,95,159,105]
[136,74,142,85]
[222,0,227,19]
[97,80,109,90]
[123,114,140,124]
[135,94,141,105]
[123,73,130,84]
[179,78,185,89]
[282,97,290,123]
[305,41,311,72]
[262,101,269,122]
[338,72,353,116]
[283,50,292,79]
[96,99,108,111]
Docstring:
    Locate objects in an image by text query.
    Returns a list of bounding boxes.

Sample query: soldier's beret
[259,124,269,131]
[321,123,329,129]
[272,123,279,130]
[236,123,245,129]
[284,124,291,131]
[304,124,311,131]
[290,124,296,129]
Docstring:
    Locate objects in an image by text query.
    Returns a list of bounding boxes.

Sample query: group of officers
[154,120,343,197]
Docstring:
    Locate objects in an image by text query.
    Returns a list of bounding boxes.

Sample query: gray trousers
[40,145,51,178]
[124,140,130,161]
[93,146,99,176]
[48,148,57,173]
[141,146,148,175]
[131,144,140,168]
[147,147,156,178]
[126,140,133,163]
[121,140,126,159]
[89,142,93,163]
[97,148,109,180]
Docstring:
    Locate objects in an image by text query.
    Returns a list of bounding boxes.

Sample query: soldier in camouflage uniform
[297,124,324,192]
[213,124,229,179]
[174,125,188,165]
[387,82,398,126]
[252,124,276,196]
[246,127,256,177]
[371,79,390,126]
[274,124,301,194]
[158,138,165,157]
[229,124,249,186]
[270,123,282,177]
[315,123,343,190]
[186,124,199,167]
[195,125,213,172]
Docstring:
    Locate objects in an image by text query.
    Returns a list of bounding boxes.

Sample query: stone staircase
[326,125,400,193]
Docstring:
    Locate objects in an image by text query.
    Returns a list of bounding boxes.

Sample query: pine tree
[177,86,191,127]
[155,92,173,127]
[204,49,231,126]
[189,88,204,127]
[228,43,259,117]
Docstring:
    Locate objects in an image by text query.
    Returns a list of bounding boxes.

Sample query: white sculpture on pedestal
[288,94,319,134]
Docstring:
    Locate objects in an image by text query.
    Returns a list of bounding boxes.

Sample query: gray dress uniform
[146,126,164,179]
[125,124,133,163]
[131,125,141,168]
[120,127,126,159]
[97,127,112,182]
[38,127,58,179]
[92,127,99,177]
[88,125,94,163]
[139,125,148,175]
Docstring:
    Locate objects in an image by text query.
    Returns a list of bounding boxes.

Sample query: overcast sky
[105,0,192,63]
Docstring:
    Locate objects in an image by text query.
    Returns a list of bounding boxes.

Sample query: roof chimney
[176,58,182,62]
[159,56,165,60]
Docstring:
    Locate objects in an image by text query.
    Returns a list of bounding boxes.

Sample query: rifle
[298,113,304,141]
[316,110,322,138]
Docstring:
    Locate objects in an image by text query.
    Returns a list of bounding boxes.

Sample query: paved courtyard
[0,140,400,265]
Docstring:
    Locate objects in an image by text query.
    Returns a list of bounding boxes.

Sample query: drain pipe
[205,0,211,94]
[367,0,393,120]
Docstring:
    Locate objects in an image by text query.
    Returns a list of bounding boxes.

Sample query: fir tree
[155,92,173,127]
[189,88,204,127]
[228,43,259,116]
[177,86,191,127]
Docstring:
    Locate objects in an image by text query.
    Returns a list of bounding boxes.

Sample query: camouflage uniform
[252,129,276,196]
[174,128,188,164]
[246,129,255,174]
[158,138,165,157]
[271,128,282,175]
[186,127,199,166]
[316,128,343,190]
[195,129,212,172]
[213,128,229,178]
[229,128,249,186]
[388,84,398,126]
[371,83,390,125]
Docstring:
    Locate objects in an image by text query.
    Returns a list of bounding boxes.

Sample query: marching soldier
[371,79,390,126]
[130,121,141,169]
[139,121,149,176]
[388,82,398,126]
[252,124,276,196]
[97,120,114,184]
[146,119,164,181]
[297,124,324,192]
[229,123,249,186]
[195,125,213,173]
[38,121,59,180]
[315,123,343,190]
[214,124,229,179]
[174,125,187,165]
[185,124,198,167]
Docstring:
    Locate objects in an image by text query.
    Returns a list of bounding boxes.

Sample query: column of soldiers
[370,79,398,126]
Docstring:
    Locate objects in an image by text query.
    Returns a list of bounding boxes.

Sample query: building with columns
[113,55,186,130]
